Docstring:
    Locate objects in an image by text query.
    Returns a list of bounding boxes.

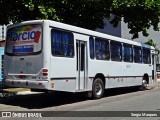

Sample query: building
[0,25,6,42]
[0,25,6,88]
[96,19,160,63]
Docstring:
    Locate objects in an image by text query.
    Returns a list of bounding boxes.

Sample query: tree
[1,0,160,39]
[144,39,159,54]
[144,39,156,48]
[111,0,160,39]
[0,0,60,24]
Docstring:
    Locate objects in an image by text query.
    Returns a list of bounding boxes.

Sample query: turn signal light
[42,69,48,72]
[51,82,54,88]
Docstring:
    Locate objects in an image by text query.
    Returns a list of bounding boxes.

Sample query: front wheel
[139,79,147,90]
[92,78,104,99]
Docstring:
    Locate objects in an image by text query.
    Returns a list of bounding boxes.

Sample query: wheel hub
[96,83,102,96]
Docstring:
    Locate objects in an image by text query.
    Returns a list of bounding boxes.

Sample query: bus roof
[7,20,154,50]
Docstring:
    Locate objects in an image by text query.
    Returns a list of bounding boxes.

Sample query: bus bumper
[3,79,49,89]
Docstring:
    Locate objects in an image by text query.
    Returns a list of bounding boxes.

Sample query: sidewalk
[147,81,160,90]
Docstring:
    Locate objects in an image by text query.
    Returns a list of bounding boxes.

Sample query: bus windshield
[6,24,42,56]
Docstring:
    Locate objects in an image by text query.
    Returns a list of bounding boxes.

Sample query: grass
[0,88,30,97]
[2,88,30,93]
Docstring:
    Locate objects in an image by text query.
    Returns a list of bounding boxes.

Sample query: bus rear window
[6,24,42,55]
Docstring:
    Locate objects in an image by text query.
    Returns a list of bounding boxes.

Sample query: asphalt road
[0,86,160,120]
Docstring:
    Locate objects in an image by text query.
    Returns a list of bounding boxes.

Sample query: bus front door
[76,40,87,90]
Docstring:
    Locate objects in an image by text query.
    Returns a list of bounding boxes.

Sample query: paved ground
[1,81,160,98]
[0,81,159,98]
[0,81,160,120]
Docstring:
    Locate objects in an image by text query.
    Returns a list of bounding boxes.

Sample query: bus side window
[62,32,74,57]
[89,37,95,59]
[123,44,133,62]
[111,41,122,62]
[134,46,142,63]
[95,38,110,60]
[51,30,62,55]
[51,29,74,57]
[143,48,151,64]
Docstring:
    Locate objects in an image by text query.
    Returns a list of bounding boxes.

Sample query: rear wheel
[92,78,104,99]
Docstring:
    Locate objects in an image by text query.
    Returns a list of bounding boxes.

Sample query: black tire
[84,91,92,98]
[92,78,104,99]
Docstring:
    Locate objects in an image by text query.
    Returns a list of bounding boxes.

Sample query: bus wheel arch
[143,73,149,84]
[92,73,105,99]
[95,73,106,87]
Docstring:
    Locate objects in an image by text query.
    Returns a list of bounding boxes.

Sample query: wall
[0,25,7,41]
[0,47,4,88]
[96,19,121,37]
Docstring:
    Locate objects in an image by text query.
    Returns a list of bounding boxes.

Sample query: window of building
[95,38,110,60]
[134,46,142,63]
[123,44,133,62]
[111,41,122,61]
[89,37,95,59]
[143,48,151,64]
[51,29,74,57]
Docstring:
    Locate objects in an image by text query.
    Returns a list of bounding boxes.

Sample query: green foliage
[0,0,160,39]
[0,0,61,24]
[144,39,159,53]
[111,0,160,39]
[144,39,156,48]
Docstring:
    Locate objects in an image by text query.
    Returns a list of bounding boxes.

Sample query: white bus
[3,20,156,99]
